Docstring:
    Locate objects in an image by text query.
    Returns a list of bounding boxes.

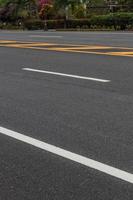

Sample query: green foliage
[23,19,44,29]
[91,13,133,30]
[73,5,86,18]
[0,0,38,22]
[24,19,69,30]
[0,0,133,30]
[23,12,133,30]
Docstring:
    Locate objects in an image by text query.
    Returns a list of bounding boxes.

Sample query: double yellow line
[0,40,133,58]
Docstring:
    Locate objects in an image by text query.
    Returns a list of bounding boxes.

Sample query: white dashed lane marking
[0,126,133,184]
[22,68,111,83]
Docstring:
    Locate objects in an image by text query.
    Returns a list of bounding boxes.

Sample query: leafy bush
[23,19,44,30]
[24,19,91,29]
[0,22,23,30]
[90,13,133,30]
[113,13,133,30]
[18,13,133,30]
[66,19,91,29]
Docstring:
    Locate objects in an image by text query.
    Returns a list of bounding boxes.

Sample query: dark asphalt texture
[0,31,133,199]
[0,30,133,47]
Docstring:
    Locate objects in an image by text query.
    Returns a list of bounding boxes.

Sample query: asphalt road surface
[0,31,133,200]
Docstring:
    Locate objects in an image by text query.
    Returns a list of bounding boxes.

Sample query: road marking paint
[0,126,133,184]
[54,46,113,50]
[50,48,133,58]
[0,40,18,43]
[109,52,133,56]
[24,42,56,46]
[0,40,133,57]
[29,35,63,38]
[22,68,110,83]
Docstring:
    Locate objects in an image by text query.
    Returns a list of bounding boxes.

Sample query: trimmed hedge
[23,19,91,30]
[91,13,133,30]
[10,13,133,30]
[23,19,44,30]
[66,19,91,29]
[0,23,23,30]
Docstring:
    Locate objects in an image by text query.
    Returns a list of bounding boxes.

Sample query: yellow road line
[109,52,133,55]
[0,40,133,57]
[48,48,133,57]
[53,46,113,50]
[0,40,18,43]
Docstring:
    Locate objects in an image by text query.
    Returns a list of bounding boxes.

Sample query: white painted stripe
[29,35,63,38]
[22,68,110,83]
[0,126,133,184]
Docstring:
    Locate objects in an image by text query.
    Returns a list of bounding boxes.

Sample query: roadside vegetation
[0,0,133,30]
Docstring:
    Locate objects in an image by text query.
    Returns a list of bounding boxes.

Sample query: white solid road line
[0,126,133,184]
[22,68,110,83]
[29,35,63,38]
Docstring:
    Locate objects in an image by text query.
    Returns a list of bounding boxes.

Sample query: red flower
[39,0,52,6]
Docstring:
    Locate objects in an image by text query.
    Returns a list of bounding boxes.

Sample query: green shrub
[23,19,44,30]
[90,13,133,30]
[24,19,91,30]
[66,19,91,29]
[0,23,22,30]
[22,13,133,30]
[47,20,64,29]
[113,13,133,30]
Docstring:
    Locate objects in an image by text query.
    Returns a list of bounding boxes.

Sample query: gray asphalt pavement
[0,30,133,47]
[0,31,133,200]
